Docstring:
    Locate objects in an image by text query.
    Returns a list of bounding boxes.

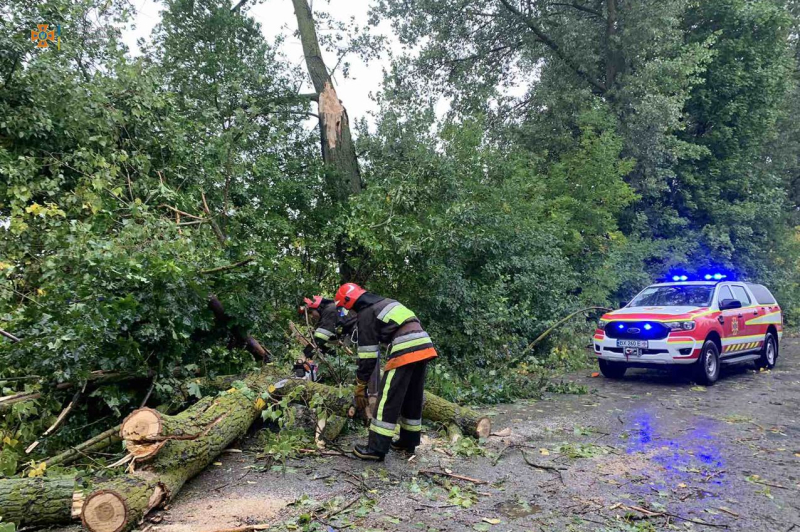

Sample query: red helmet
[298,295,324,315]
[334,283,366,309]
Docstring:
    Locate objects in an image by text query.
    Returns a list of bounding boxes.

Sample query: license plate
[617,340,648,348]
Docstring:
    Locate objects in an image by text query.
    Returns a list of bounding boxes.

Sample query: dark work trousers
[367,359,429,454]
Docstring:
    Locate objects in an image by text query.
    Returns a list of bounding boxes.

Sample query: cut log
[80,370,277,532]
[317,414,347,446]
[422,392,491,439]
[0,476,81,526]
[268,379,490,439]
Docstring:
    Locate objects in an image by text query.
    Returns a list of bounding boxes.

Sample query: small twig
[0,328,21,342]
[159,204,205,220]
[418,469,488,485]
[493,444,510,466]
[520,450,566,484]
[323,494,362,519]
[717,507,739,518]
[200,258,254,275]
[750,478,790,490]
[140,378,156,408]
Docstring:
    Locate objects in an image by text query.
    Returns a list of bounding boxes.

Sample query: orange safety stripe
[384,347,438,371]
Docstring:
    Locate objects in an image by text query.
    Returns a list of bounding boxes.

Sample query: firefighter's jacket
[312,302,340,351]
[351,293,437,381]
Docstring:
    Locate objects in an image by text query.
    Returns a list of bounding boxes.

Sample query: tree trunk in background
[291,0,366,282]
[208,295,269,362]
[605,0,623,90]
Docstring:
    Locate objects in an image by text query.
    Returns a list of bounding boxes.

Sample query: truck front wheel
[598,359,627,379]
[694,340,720,385]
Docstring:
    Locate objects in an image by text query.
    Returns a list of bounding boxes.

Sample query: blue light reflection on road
[623,409,726,495]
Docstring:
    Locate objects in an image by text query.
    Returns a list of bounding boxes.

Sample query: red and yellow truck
[593,279,782,384]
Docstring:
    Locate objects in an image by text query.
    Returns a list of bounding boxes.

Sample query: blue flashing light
[644,323,652,331]
[618,324,625,330]
[672,275,689,281]
[704,274,712,280]
[713,273,726,280]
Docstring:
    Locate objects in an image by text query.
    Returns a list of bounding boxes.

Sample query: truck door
[731,284,761,347]
[717,285,742,355]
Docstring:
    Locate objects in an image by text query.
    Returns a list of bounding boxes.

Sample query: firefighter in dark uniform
[334,283,438,461]
[296,295,340,381]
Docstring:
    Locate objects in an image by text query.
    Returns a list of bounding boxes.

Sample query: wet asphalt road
[53,337,800,532]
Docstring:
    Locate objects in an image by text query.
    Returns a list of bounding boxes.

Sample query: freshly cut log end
[81,490,129,532]
[475,418,491,439]
[120,407,162,441]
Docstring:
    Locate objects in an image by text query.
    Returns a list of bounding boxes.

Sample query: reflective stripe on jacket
[353,295,437,372]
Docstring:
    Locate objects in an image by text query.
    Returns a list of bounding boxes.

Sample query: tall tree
[290,0,366,282]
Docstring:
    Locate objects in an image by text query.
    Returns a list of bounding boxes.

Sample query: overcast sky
[123,0,399,128]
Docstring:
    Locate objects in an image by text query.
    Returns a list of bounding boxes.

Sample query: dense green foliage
[0,0,798,471]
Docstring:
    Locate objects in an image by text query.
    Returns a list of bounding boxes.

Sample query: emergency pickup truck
[593,278,782,384]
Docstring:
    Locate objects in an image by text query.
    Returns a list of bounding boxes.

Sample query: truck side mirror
[719,299,742,310]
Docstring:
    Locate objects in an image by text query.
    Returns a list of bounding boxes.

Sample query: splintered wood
[318,82,344,149]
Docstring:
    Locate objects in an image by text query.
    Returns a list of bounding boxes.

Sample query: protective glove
[353,378,370,416]
[302,344,315,359]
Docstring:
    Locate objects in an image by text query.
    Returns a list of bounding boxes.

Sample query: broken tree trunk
[292,0,368,283]
[79,370,278,532]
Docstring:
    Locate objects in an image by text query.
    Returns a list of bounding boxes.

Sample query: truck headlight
[597,319,608,328]
[665,321,695,331]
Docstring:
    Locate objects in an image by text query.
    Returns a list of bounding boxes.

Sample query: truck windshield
[629,285,714,308]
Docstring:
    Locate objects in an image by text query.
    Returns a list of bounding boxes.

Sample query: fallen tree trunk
[0,476,82,526]
[422,392,491,439]
[268,379,490,439]
[79,370,276,532]
[3,370,488,530]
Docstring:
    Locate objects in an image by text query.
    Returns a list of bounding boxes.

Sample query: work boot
[390,441,416,454]
[353,444,385,462]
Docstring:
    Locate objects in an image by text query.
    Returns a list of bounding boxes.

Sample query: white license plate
[617,340,648,348]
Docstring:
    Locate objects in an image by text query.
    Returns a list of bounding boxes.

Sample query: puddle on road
[620,409,727,495]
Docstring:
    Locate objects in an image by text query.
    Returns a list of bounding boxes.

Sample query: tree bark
[291,0,361,199]
[421,392,491,439]
[0,477,81,526]
[80,370,278,532]
[291,0,366,283]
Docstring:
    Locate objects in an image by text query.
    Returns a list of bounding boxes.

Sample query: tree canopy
[1,0,798,471]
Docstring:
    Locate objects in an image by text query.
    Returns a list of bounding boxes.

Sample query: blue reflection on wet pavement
[622,409,726,495]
